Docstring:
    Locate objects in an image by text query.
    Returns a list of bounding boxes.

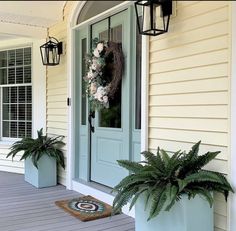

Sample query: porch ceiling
[0,1,65,39]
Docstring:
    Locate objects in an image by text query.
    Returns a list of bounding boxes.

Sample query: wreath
[84,38,124,110]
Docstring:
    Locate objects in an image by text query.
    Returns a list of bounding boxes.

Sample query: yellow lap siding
[149,2,231,230]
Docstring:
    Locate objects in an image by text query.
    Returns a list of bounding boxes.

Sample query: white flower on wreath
[103,95,108,104]
[90,82,97,95]
[93,48,100,58]
[94,86,107,102]
[86,70,98,80]
[97,43,104,52]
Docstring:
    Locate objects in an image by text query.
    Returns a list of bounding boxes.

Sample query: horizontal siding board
[150,91,228,106]
[47,95,67,103]
[167,6,228,38]
[47,108,67,116]
[47,102,67,109]
[150,49,228,72]
[150,77,228,95]
[149,105,228,119]
[172,1,228,23]
[47,115,68,122]
[47,80,67,89]
[47,128,67,137]
[149,128,227,146]
[47,121,68,130]
[150,63,228,84]
[150,21,228,52]
[150,35,228,63]
[47,87,67,96]
[149,117,227,133]
[148,139,227,160]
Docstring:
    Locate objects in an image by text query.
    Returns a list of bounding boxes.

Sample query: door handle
[88,111,95,133]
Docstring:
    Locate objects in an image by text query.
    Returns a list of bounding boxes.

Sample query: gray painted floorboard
[0,171,135,231]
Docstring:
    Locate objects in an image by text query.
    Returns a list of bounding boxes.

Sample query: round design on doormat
[68,199,105,214]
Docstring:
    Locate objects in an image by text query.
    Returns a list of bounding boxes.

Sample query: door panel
[90,10,130,188]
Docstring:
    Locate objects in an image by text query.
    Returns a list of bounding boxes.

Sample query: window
[0,47,32,138]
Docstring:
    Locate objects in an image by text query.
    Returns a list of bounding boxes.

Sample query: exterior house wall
[47,1,74,185]
[149,2,230,231]
[48,1,231,231]
[0,37,46,175]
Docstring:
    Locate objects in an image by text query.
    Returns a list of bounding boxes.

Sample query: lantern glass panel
[135,0,172,36]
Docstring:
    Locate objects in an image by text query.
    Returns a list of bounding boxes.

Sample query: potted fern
[112,141,234,231]
[6,128,65,188]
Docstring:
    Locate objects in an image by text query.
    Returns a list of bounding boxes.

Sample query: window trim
[0,47,32,139]
[0,38,46,144]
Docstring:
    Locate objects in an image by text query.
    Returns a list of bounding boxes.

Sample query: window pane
[19,86,26,102]
[24,48,31,65]
[2,122,9,137]
[10,104,17,120]
[16,67,23,83]
[26,104,32,120]
[10,122,17,137]
[18,104,26,120]
[24,66,31,83]
[16,49,23,66]
[8,50,15,66]
[0,51,7,67]
[81,38,87,125]
[10,87,17,103]
[8,68,15,84]
[1,47,32,139]
[26,86,32,103]
[98,25,122,128]
[0,69,7,84]
[3,88,9,103]
[2,104,9,120]
[26,122,32,137]
[18,122,26,138]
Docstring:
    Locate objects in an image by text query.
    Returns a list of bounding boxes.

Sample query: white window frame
[0,38,46,145]
[0,46,33,141]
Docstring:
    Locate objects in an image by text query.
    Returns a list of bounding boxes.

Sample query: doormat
[55,195,113,222]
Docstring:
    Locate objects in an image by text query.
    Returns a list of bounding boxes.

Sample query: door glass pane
[135,17,142,130]
[98,25,122,128]
[81,38,87,125]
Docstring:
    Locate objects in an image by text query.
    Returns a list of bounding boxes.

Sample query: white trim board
[67,1,149,217]
[230,2,236,231]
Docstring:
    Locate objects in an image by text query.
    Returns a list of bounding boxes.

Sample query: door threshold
[72,178,135,218]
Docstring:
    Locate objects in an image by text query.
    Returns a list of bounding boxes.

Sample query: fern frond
[117,160,144,173]
[148,187,167,221]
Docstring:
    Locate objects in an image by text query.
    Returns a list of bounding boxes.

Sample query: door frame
[66,1,149,212]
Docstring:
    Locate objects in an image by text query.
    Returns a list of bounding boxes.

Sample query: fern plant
[6,128,65,169]
[112,141,234,221]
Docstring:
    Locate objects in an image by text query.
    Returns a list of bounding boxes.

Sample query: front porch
[0,171,135,231]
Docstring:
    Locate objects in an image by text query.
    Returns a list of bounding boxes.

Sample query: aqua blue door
[75,7,141,188]
[90,10,131,188]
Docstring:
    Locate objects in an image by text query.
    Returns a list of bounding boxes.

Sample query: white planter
[135,194,213,231]
[24,155,57,188]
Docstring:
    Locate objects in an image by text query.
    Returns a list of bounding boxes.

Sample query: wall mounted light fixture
[134,0,172,36]
[40,37,63,66]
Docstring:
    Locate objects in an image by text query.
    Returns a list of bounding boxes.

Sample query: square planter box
[24,155,57,188]
[135,194,213,231]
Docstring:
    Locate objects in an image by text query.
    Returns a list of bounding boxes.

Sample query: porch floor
[0,171,135,231]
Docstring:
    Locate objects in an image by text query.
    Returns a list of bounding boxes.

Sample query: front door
[90,10,130,188]
[75,7,141,188]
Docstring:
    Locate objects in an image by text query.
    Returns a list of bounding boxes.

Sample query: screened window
[0,47,32,138]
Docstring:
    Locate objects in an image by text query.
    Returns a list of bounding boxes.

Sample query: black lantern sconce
[40,37,63,66]
[135,0,172,36]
